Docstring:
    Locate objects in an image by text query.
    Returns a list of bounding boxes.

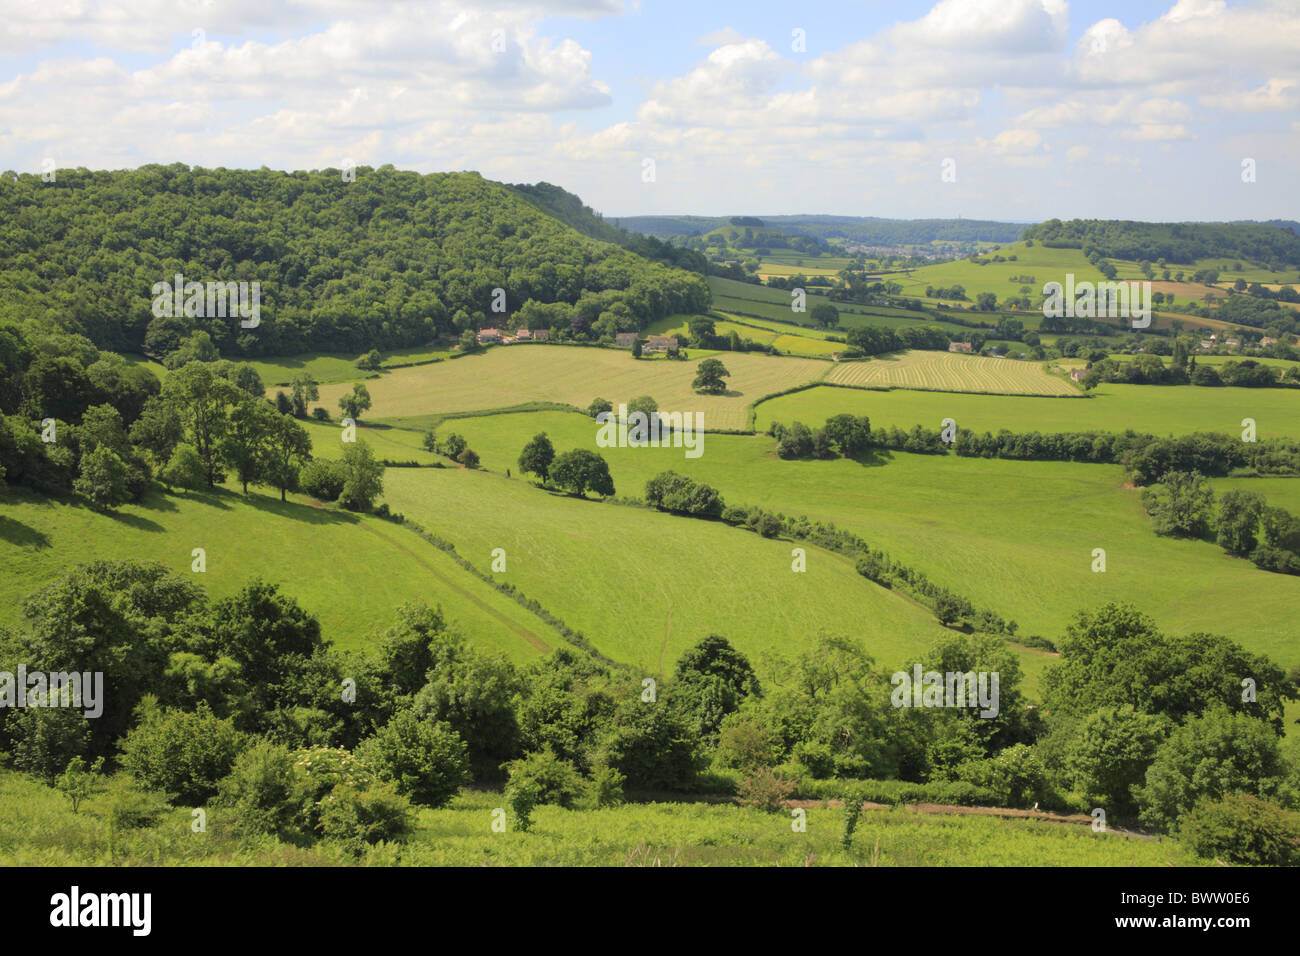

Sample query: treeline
[0,165,709,359]
[1023,219,1300,267]
[1085,355,1300,389]
[843,324,952,356]
[0,320,384,511]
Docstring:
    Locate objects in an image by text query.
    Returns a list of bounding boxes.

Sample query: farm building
[532,328,551,342]
[949,342,973,353]
[1070,367,1087,382]
[477,328,503,344]
[615,332,638,348]
[515,328,533,341]
[1261,336,1279,347]
[645,335,679,353]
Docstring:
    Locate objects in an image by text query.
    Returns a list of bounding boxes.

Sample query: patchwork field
[379,466,953,678]
[424,410,1300,678]
[825,351,1080,396]
[0,485,554,663]
[314,345,831,432]
[757,382,1300,440]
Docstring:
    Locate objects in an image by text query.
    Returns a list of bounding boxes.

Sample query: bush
[299,459,345,501]
[215,739,307,842]
[1177,793,1300,865]
[736,767,795,812]
[581,763,626,809]
[356,711,470,808]
[291,746,376,832]
[104,776,171,832]
[317,780,414,855]
[118,700,246,805]
[310,407,331,422]
[952,745,1047,808]
[503,748,584,812]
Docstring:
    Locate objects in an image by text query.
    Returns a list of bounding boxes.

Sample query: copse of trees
[643,471,725,518]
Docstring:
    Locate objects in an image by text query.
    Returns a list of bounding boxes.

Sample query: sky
[0,0,1296,222]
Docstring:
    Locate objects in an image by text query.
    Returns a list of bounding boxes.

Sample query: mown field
[314,345,832,432]
[645,312,842,357]
[423,410,1300,679]
[0,484,554,663]
[757,382,1300,440]
[825,351,1080,396]
[248,344,451,387]
[380,466,953,678]
[0,771,1203,867]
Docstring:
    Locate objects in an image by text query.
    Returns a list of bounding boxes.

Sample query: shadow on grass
[0,515,51,548]
[849,447,894,468]
[237,491,362,525]
[100,509,166,533]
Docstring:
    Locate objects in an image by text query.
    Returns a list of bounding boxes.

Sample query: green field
[825,351,1079,396]
[247,344,451,387]
[757,382,1300,440]
[379,466,953,678]
[646,312,842,357]
[0,484,554,663]
[314,345,832,432]
[423,410,1300,677]
[0,770,1202,867]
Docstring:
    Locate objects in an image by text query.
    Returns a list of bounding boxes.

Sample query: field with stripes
[826,350,1081,396]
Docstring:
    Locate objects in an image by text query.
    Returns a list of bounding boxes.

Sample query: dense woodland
[0,165,710,359]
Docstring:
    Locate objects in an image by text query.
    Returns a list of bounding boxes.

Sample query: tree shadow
[237,491,362,525]
[100,509,166,533]
[848,447,894,468]
[0,515,51,549]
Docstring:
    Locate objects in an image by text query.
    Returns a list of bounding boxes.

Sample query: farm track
[351,520,553,654]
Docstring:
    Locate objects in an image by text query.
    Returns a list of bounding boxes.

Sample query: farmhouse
[532,328,551,342]
[1224,337,1241,348]
[1070,367,1087,382]
[615,332,638,348]
[949,342,973,353]
[477,328,503,344]
[515,328,532,341]
[1261,336,1279,347]
[645,335,679,354]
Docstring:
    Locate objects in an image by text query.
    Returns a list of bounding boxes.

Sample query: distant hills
[614,215,1029,245]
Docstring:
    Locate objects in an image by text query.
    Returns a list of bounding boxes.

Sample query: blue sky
[0,0,1296,222]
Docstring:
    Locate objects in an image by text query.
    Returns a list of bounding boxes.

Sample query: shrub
[214,739,306,842]
[503,748,584,811]
[317,780,414,855]
[581,763,626,809]
[310,407,331,422]
[356,711,470,808]
[953,744,1046,808]
[299,459,345,501]
[1177,793,1300,865]
[291,746,376,832]
[118,699,246,805]
[736,767,795,812]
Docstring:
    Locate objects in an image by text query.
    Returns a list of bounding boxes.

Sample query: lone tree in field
[339,383,372,421]
[338,440,385,511]
[518,433,555,484]
[264,413,312,502]
[692,358,730,395]
[550,449,615,498]
[356,349,382,371]
[810,303,839,329]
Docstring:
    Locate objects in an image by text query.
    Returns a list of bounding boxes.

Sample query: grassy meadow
[756,381,1300,440]
[379,466,953,679]
[0,484,554,663]
[416,410,1300,679]
[0,770,1202,867]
